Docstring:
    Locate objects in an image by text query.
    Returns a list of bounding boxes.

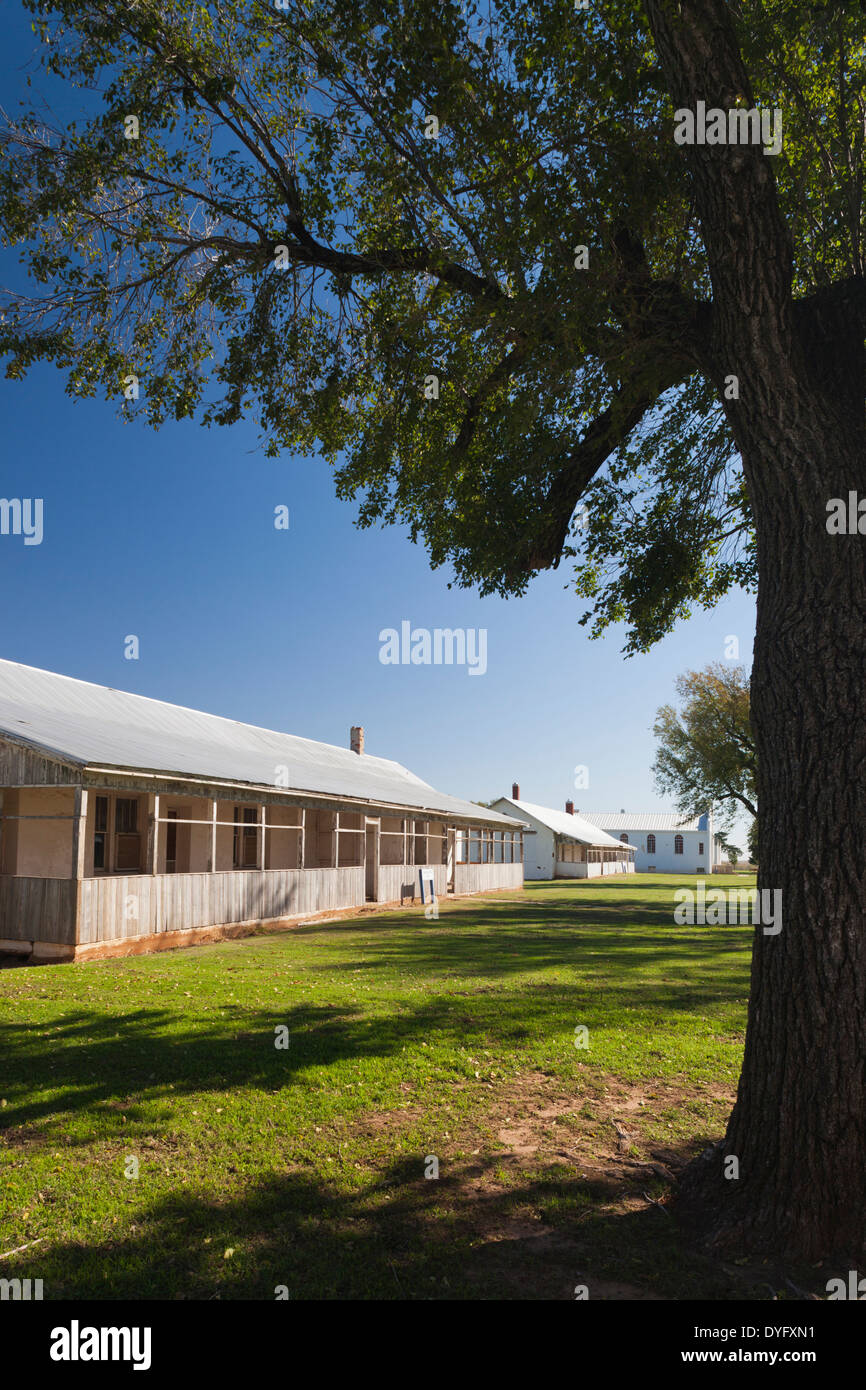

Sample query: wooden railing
[2,859,525,949]
[453,862,523,894]
[0,875,78,943]
[77,867,366,944]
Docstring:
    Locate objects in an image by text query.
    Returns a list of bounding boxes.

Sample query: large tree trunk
[645,0,866,1265]
[678,370,866,1262]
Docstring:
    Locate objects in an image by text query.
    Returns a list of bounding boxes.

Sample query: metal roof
[577,811,709,832]
[492,798,636,849]
[0,660,522,827]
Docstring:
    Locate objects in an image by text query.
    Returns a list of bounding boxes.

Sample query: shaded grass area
[0,875,760,1299]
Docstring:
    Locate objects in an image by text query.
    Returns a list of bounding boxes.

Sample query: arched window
[646,833,655,854]
[674,834,684,855]
[620,834,629,843]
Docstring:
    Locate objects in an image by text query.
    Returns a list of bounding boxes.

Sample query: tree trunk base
[673,1142,866,1270]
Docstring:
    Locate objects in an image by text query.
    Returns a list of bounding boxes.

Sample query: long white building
[577,810,719,873]
[0,661,525,963]
[490,788,635,880]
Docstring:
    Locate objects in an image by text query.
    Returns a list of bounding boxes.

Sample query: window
[92,794,142,873]
[233,806,258,868]
[114,797,140,871]
[698,841,704,855]
[674,834,683,855]
[620,834,629,844]
[646,833,655,854]
[93,795,108,871]
[115,798,138,834]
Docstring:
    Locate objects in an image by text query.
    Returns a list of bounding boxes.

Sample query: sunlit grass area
[0,875,758,1300]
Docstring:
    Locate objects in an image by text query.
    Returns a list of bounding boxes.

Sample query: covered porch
[554,836,636,878]
[0,782,524,960]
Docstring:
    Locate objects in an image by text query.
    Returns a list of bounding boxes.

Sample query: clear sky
[0,11,756,851]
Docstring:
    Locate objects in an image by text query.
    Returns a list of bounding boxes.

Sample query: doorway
[165,806,191,873]
[365,823,379,902]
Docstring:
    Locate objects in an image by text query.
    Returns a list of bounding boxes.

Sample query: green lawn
[0,874,762,1300]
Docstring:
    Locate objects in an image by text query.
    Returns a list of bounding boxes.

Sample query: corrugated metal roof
[0,660,521,827]
[493,798,636,849]
[578,811,709,832]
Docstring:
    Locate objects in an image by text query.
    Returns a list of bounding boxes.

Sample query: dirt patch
[479,1069,733,1173]
[342,1069,737,1298]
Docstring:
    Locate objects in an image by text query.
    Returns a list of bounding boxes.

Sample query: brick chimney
[350,726,364,755]
[512,782,520,800]
[565,800,574,815]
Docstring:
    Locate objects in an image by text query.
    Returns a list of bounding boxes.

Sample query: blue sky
[0,11,756,849]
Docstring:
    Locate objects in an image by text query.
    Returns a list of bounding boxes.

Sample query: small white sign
[419,868,436,904]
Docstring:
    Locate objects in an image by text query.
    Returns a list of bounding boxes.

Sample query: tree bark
[678,342,866,1263]
[645,0,866,1262]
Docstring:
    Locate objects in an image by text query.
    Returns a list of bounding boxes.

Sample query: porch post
[210,798,217,872]
[146,793,160,873]
[71,786,88,878]
[259,805,267,870]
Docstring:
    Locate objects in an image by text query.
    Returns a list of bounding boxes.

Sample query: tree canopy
[8,0,860,647]
[652,661,755,832]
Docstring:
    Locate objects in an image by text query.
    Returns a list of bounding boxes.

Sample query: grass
[0,873,761,1300]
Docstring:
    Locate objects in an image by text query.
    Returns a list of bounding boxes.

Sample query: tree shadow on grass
[289,898,752,978]
[1,1143,758,1301]
[0,888,749,1137]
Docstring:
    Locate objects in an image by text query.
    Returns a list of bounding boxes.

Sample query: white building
[491,787,636,880]
[576,810,719,873]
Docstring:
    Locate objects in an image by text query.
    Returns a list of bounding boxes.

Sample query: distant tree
[652,663,756,838]
[747,818,759,866]
[716,833,742,867]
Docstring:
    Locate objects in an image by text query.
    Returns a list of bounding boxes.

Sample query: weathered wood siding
[376,863,447,904]
[0,876,78,943]
[77,867,366,943]
[0,737,79,787]
[453,862,523,895]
